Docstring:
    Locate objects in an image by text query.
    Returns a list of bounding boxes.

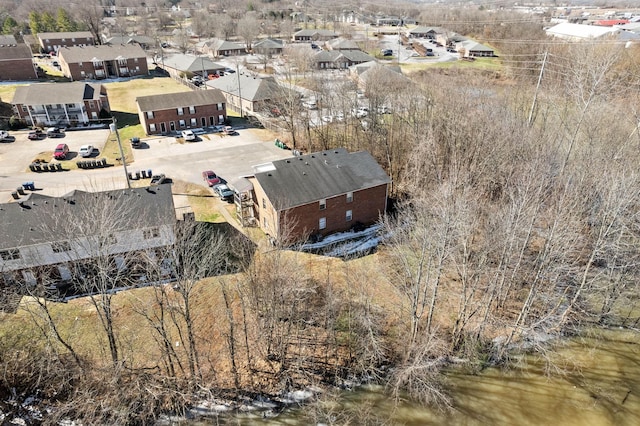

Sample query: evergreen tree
[41,11,57,32]
[29,11,42,35]
[56,8,76,32]
[2,16,17,35]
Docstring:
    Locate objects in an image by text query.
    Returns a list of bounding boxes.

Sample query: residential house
[244,148,390,242]
[37,31,95,53]
[136,89,227,135]
[203,38,246,57]
[339,10,369,25]
[293,29,339,42]
[0,184,176,307]
[103,34,156,50]
[57,44,149,81]
[349,61,410,90]
[456,40,495,57]
[0,43,37,80]
[314,50,375,69]
[374,16,401,26]
[12,82,110,127]
[407,26,443,39]
[159,53,225,79]
[253,38,285,56]
[325,38,360,51]
[206,74,281,115]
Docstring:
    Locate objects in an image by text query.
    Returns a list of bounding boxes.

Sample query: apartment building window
[52,241,71,253]
[217,103,223,110]
[0,249,20,261]
[88,101,94,109]
[177,107,184,116]
[262,198,266,208]
[178,119,186,128]
[319,217,327,230]
[22,105,28,112]
[143,227,160,239]
[134,58,139,62]
[146,111,154,119]
[346,192,353,203]
[346,210,353,221]
[72,38,76,42]
[319,199,326,210]
[189,106,196,114]
[190,118,197,126]
[149,123,156,132]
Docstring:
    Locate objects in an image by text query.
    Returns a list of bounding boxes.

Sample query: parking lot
[0,127,294,200]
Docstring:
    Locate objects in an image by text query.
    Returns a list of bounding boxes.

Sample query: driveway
[0,127,293,199]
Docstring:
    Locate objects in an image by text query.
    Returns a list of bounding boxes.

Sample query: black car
[130,137,142,148]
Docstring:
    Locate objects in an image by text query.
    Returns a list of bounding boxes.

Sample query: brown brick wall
[141,103,227,135]
[64,57,148,81]
[0,59,37,80]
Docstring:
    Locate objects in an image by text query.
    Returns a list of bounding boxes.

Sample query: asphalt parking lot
[0,127,294,200]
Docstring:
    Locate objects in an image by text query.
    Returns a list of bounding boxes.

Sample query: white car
[181,130,196,141]
[0,130,9,141]
[79,145,93,157]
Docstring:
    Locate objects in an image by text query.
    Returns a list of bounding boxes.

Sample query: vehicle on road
[0,130,10,141]
[181,129,196,141]
[202,170,221,186]
[223,126,237,135]
[47,127,65,138]
[53,143,69,160]
[213,184,234,201]
[28,129,45,140]
[79,145,93,158]
[150,174,168,185]
[130,137,142,148]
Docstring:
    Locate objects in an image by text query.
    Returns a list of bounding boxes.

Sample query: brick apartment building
[0,43,38,80]
[246,148,391,243]
[37,31,95,53]
[136,90,227,135]
[57,44,148,81]
[12,82,110,127]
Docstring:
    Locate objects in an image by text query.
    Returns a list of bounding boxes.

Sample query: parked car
[224,67,236,74]
[150,174,168,185]
[213,184,234,201]
[223,126,236,135]
[130,137,142,148]
[47,127,65,138]
[53,143,69,160]
[28,129,45,140]
[79,145,93,158]
[202,170,221,186]
[181,129,196,141]
[0,130,10,141]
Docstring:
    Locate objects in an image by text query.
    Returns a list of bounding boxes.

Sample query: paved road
[0,128,294,199]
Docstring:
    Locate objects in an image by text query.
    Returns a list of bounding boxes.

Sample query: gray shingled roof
[136,89,226,112]
[105,35,155,46]
[294,29,338,37]
[37,31,94,40]
[314,50,374,63]
[161,54,225,73]
[408,26,443,34]
[327,38,360,50]
[205,39,246,51]
[0,35,17,46]
[254,39,284,49]
[0,44,33,60]
[254,148,390,210]
[12,82,104,105]
[58,44,146,63]
[0,184,175,250]
[206,74,280,102]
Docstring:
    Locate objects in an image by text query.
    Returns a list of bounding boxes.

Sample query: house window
[149,123,156,132]
[178,119,186,128]
[262,198,266,208]
[319,217,327,230]
[346,192,353,203]
[177,107,184,115]
[143,227,160,239]
[189,106,195,114]
[52,241,71,253]
[0,249,20,261]
[146,111,154,119]
[346,210,353,221]
[319,199,326,210]
[190,118,197,126]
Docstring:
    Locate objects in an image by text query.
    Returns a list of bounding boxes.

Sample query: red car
[202,170,220,186]
[54,143,69,160]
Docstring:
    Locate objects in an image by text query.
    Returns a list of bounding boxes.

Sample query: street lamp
[110,118,131,189]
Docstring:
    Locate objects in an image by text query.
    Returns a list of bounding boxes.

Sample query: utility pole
[236,62,243,117]
[110,117,131,189]
[528,51,547,126]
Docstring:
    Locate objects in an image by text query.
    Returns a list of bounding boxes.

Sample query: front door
[161,122,166,133]
[169,121,175,132]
